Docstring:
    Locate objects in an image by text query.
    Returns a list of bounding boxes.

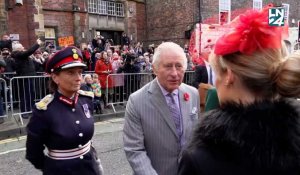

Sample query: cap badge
[72,48,79,59]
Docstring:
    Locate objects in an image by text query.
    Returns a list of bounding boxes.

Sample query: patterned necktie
[167,93,182,139]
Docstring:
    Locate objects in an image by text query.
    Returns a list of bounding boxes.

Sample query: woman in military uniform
[26,46,102,175]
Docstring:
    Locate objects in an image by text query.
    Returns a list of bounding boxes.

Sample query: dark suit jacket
[11,43,40,76]
[192,65,208,89]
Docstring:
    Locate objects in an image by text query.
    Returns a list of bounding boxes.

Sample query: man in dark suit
[193,65,208,89]
[192,60,214,89]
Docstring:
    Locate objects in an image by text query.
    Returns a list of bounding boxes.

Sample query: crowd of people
[0,27,204,123]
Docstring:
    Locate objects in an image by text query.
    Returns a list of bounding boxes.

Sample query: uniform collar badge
[58,93,79,106]
[82,104,91,118]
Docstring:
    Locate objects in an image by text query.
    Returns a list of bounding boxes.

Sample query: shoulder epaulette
[78,90,94,98]
[35,94,54,110]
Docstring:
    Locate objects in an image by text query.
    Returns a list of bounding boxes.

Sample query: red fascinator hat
[214,4,288,56]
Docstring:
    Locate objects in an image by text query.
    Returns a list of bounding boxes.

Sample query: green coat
[205,88,219,112]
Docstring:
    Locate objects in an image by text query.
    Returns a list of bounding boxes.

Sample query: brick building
[1,0,145,49]
[1,0,299,49]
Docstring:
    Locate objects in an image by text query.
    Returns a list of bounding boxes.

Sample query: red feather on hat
[214,3,288,56]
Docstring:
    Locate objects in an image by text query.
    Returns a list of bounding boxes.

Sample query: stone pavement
[0,104,126,140]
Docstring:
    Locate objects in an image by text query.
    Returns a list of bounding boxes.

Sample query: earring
[225,80,230,86]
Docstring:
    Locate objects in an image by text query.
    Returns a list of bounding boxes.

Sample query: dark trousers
[0,97,3,116]
[113,86,124,103]
[93,97,102,113]
[101,88,111,107]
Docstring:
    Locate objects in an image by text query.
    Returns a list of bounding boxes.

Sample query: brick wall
[43,0,75,47]
[43,11,74,38]
[145,0,198,47]
[7,0,32,48]
[136,2,146,44]
[125,1,146,44]
[0,1,8,37]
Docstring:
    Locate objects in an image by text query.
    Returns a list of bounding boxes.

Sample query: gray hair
[95,53,101,59]
[12,43,23,51]
[83,74,92,81]
[152,42,187,70]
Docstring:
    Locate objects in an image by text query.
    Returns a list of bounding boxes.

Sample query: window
[107,1,115,15]
[219,0,231,24]
[282,3,289,24]
[253,0,262,10]
[219,0,230,11]
[44,27,56,50]
[88,0,97,13]
[88,0,124,17]
[45,28,55,39]
[98,0,107,14]
[115,3,124,16]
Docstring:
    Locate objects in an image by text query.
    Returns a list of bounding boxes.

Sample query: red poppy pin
[183,93,190,101]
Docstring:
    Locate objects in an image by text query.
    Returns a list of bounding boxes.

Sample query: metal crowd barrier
[3,72,16,79]
[105,71,195,113]
[0,78,9,118]
[9,76,51,125]
[0,70,195,124]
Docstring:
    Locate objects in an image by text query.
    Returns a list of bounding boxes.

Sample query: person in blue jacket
[26,46,102,175]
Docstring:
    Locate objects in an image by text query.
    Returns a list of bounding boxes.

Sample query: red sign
[58,36,74,47]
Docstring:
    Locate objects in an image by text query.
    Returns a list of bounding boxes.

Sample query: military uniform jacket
[26,91,101,175]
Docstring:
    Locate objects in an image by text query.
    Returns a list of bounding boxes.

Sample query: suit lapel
[148,79,178,138]
[178,86,189,138]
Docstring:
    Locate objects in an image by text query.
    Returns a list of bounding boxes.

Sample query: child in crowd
[91,74,102,114]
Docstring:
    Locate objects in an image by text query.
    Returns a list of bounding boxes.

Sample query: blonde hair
[210,43,300,99]
[92,73,98,79]
[276,51,300,97]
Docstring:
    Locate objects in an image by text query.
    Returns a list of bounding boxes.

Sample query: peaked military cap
[45,46,86,73]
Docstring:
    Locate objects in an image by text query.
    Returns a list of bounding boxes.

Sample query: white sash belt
[47,141,91,160]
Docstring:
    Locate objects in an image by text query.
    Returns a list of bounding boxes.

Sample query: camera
[48,44,55,49]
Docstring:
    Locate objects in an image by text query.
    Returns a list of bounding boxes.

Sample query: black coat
[3,56,16,72]
[179,99,300,175]
[11,44,39,76]
[192,65,208,89]
[0,40,12,51]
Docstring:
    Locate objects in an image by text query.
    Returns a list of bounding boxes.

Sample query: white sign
[9,34,19,41]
